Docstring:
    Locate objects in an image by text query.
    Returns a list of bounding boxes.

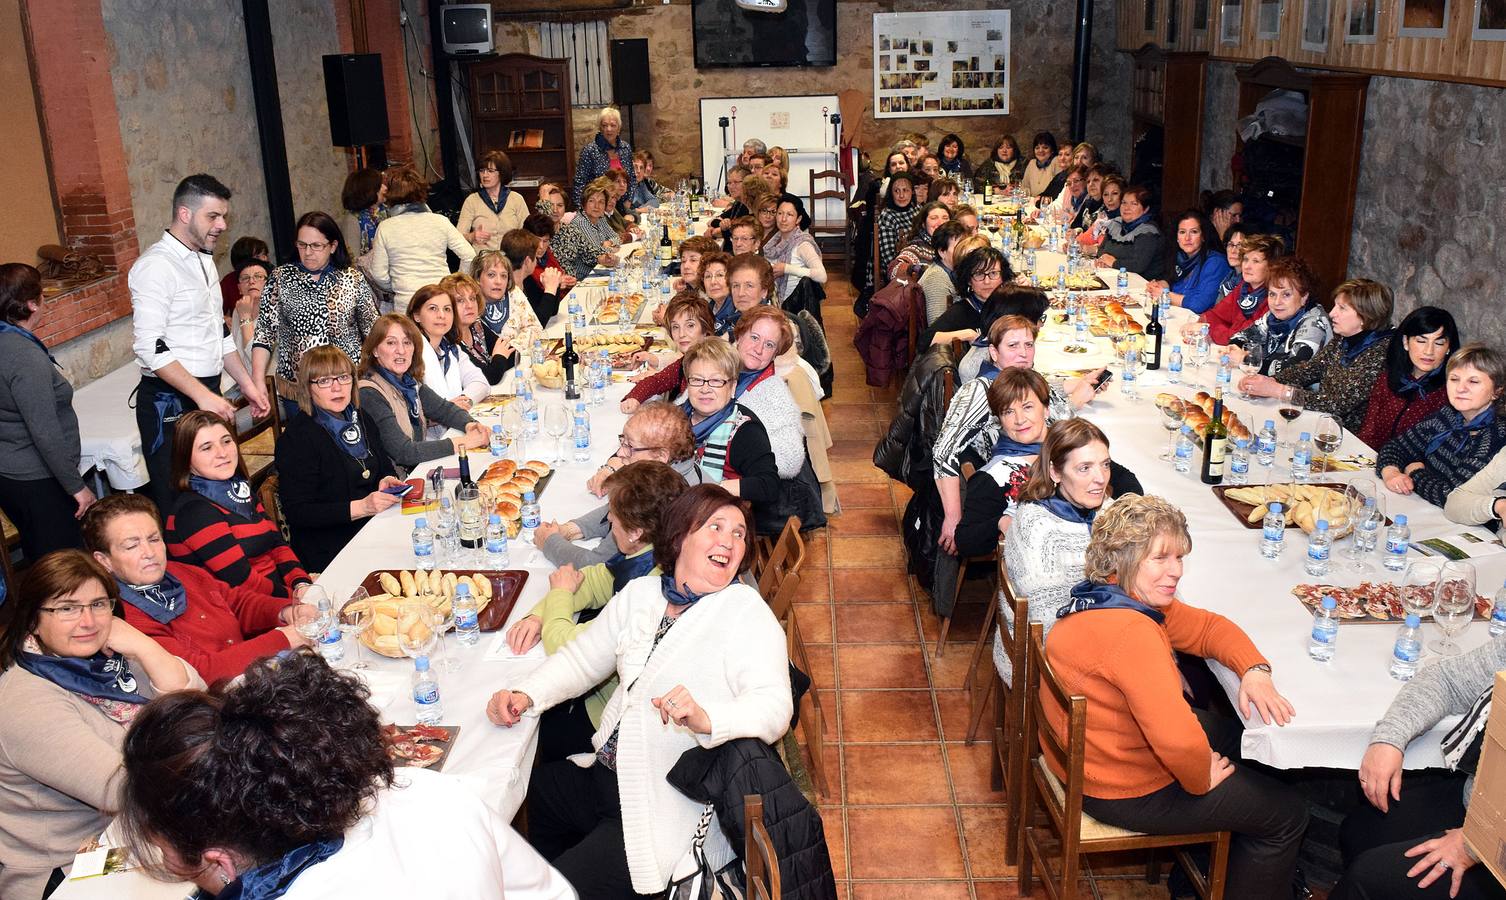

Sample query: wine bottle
[1200,388,1228,485]
[658,223,673,262]
[1145,301,1164,370]
[457,453,476,490]
[456,455,483,549]
[561,326,580,400]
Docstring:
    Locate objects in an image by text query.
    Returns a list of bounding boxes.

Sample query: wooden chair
[744,795,782,900]
[1020,626,1231,899]
[757,518,830,798]
[934,458,997,657]
[757,516,806,621]
[962,557,1029,867]
[257,474,290,543]
[233,376,285,489]
[0,509,17,604]
[808,169,850,271]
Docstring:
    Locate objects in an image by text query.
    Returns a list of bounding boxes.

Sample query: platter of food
[382,723,458,770]
[478,458,553,534]
[347,567,528,656]
[595,292,646,326]
[1213,482,1361,536]
[1292,582,1492,623]
[1037,272,1109,292]
[1158,391,1253,445]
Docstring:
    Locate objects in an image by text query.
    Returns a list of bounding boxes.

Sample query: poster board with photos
[873,10,1010,118]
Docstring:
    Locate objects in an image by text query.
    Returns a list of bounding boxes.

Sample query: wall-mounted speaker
[323,54,390,148]
[610,39,651,107]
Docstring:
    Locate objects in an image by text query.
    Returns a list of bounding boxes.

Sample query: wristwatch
[1246,663,1272,675]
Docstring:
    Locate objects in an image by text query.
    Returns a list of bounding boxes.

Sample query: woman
[473,249,543,358]
[1045,166,1091,226]
[439,272,511,387]
[630,150,662,209]
[1333,635,1506,899]
[164,410,310,599]
[1227,256,1333,378]
[752,194,780,250]
[488,484,791,897]
[1095,185,1165,279]
[460,150,529,251]
[919,221,970,325]
[1039,144,1076,203]
[676,339,781,510]
[1020,132,1060,198]
[888,201,952,283]
[535,182,573,225]
[367,166,476,310]
[553,177,622,280]
[252,211,380,416]
[1358,306,1459,450]
[0,550,201,900]
[1045,495,1306,896]
[220,237,271,319]
[1067,167,1104,231]
[1378,344,1506,508]
[980,135,1023,187]
[339,167,386,265]
[572,107,634,209]
[1239,278,1393,432]
[622,294,716,415]
[669,234,717,298]
[920,244,1010,349]
[699,252,735,336]
[1080,174,1125,251]
[602,168,638,240]
[954,369,1052,558]
[230,258,270,370]
[936,133,973,180]
[1146,210,1233,314]
[407,284,489,411]
[706,165,750,245]
[86,493,314,683]
[1207,190,1245,242]
[0,263,94,562]
[121,651,573,899]
[356,314,488,477]
[276,346,406,571]
[731,307,808,480]
[767,145,789,177]
[717,252,775,338]
[763,198,828,303]
[998,419,1140,679]
[856,149,911,291]
[502,227,564,326]
[876,172,918,286]
[1216,226,1249,299]
[507,461,689,762]
[524,212,576,296]
[1183,233,1283,346]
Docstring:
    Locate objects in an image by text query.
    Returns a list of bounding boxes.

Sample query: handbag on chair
[659,804,746,900]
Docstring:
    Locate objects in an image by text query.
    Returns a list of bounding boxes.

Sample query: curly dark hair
[653,484,753,578]
[118,651,394,878]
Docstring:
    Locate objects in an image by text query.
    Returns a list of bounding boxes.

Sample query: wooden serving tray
[357,568,528,632]
[1211,482,1386,531]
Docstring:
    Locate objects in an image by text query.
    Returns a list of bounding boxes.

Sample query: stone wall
[270,0,352,226]
[1088,0,1135,169]
[1198,60,1239,195]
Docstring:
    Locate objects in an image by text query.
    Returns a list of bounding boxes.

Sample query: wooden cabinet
[467,54,575,206]
[1130,47,1208,219]
[1236,57,1368,295]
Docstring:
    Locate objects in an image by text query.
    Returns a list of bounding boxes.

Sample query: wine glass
[501,405,525,462]
[1400,561,1440,624]
[398,599,440,661]
[1277,404,1303,451]
[1313,413,1343,476]
[296,584,332,646]
[1156,396,1186,461]
[1432,561,1477,656]
[542,402,570,464]
[340,587,373,670]
[1342,482,1374,570]
[1236,360,1259,401]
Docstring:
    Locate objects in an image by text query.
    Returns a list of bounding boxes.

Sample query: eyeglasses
[973,269,1004,281]
[40,598,114,621]
[618,434,665,455]
[296,241,331,252]
[238,272,268,285]
[686,376,731,388]
[311,374,355,388]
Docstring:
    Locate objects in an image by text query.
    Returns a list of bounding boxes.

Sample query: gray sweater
[358,377,474,478]
[0,331,85,492]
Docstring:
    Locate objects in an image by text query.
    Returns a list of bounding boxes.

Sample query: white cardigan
[739,375,806,478]
[512,575,791,894]
[282,767,575,899]
[997,501,1094,682]
[368,210,478,309]
[421,338,490,406]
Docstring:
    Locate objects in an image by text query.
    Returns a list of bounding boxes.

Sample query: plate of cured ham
[1292,582,1492,623]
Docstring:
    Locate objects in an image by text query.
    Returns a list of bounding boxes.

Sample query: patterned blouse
[252,265,379,385]
[553,214,620,280]
[1275,330,1392,433]
[572,134,635,209]
[876,206,917,286]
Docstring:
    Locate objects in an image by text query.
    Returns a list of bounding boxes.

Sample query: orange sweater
[1043,599,1267,800]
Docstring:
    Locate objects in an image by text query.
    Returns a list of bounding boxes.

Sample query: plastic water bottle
[572,401,591,462]
[569,300,586,332]
[1120,348,1139,398]
[1389,614,1423,681]
[1116,267,1129,293]
[1356,496,1380,555]
[1057,264,1067,289]
[1256,419,1278,469]
[520,491,541,542]
[489,424,506,457]
[434,497,460,564]
[608,269,619,292]
[486,513,510,568]
[519,380,540,437]
[1292,432,1314,483]
[1304,519,1332,577]
[1227,439,1251,485]
[1158,291,1171,323]
[1260,502,1286,559]
[532,337,545,366]
[1490,580,1506,637]
[1074,311,1088,347]
[1173,426,1195,474]
[1383,514,1410,572]
[412,656,443,725]
[311,591,343,663]
[1308,596,1340,662]
[1216,354,1233,391]
[589,349,609,406]
[1167,345,1183,384]
[412,517,435,571]
[453,583,480,648]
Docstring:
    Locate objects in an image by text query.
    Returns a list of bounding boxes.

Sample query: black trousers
[134,374,221,513]
[1332,773,1505,899]
[526,761,656,900]
[0,473,83,563]
[536,698,599,766]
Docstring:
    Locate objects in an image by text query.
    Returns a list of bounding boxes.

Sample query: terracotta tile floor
[804,276,1168,898]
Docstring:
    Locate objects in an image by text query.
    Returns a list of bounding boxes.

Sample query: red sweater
[1355,370,1450,451]
[167,491,310,598]
[1199,285,1268,346]
[625,358,684,405]
[120,562,294,685]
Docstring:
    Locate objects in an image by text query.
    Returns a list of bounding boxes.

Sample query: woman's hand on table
[1180,321,1204,342]
[560,273,578,291]
[653,684,712,734]
[1238,373,1282,399]
[1096,254,1118,268]
[452,395,474,411]
[1382,465,1415,494]
[1358,742,1404,812]
[486,689,534,726]
[597,254,619,269]
[1404,828,1477,896]
[532,520,562,546]
[1146,280,1169,297]
[620,397,641,414]
[1237,668,1294,726]
[506,616,543,654]
[1208,751,1236,789]
[549,564,585,594]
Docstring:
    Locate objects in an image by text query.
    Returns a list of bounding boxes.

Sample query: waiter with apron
[129,174,270,511]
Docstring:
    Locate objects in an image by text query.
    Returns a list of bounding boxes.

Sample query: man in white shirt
[130,174,270,510]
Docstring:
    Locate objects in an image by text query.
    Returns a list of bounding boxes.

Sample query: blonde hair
[295,345,359,416]
[680,337,741,382]
[582,177,614,207]
[438,272,483,318]
[1082,494,1191,591]
[597,107,622,127]
[470,249,512,284]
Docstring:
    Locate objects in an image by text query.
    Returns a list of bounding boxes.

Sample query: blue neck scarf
[1397,367,1440,398]
[189,474,257,520]
[1174,248,1208,284]
[0,320,58,368]
[294,261,332,284]
[713,297,740,336]
[217,838,344,900]
[1263,304,1307,341]
[16,648,146,706]
[661,574,708,608]
[476,185,511,216]
[735,366,771,398]
[375,366,423,423]
[978,359,1001,381]
[482,294,509,332]
[607,548,657,593]
[1118,210,1153,232]
[595,132,620,153]
[1236,282,1268,316]
[685,397,737,446]
[940,156,963,174]
[1057,580,1165,623]
[1341,328,1391,365]
[436,337,458,375]
[314,405,369,461]
[990,433,1042,460]
[1070,191,1087,212]
[116,573,187,625]
[1425,406,1497,457]
[1033,157,1052,171]
[1037,493,1099,527]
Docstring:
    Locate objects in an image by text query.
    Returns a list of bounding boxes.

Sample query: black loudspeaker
[610,39,651,107]
[323,54,390,147]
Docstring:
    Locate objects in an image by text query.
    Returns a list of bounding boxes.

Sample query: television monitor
[441,4,494,56]
[691,0,837,68]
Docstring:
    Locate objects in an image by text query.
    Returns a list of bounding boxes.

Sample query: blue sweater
[1376,406,1506,508]
[1171,251,1235,315]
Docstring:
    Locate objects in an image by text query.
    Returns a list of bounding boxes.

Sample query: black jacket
[874,344,957,489]
[667,738,838,900]
[274,410,397,572]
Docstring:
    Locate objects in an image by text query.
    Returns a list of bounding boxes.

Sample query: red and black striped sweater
[166,491,311,598]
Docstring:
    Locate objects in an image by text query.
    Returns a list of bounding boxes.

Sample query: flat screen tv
[692,0,837,69]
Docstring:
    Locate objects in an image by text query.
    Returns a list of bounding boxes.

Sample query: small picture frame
[1221,0,1245,42]
[1345,0,1379,41]
[1301,0,1331,46]
[1474,0,1506,38]
[1257,0,1282,37]
[1399,0,1450,35]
